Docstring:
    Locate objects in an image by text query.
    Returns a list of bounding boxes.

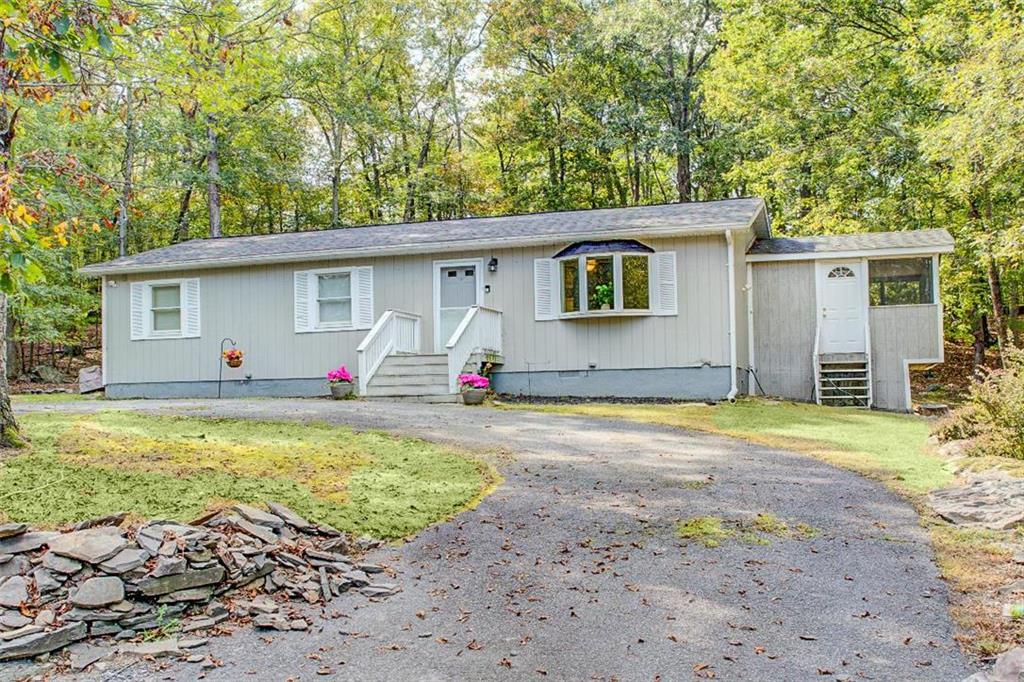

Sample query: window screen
[869,258,934,305]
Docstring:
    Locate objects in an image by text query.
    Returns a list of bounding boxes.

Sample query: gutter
[725,229,739,402]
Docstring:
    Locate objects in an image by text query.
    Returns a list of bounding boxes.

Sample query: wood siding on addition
[869,304,942,411]
[751,261,817,401]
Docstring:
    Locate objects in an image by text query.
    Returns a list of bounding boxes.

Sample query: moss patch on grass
[507,399,950,494]
[0,411,497,539]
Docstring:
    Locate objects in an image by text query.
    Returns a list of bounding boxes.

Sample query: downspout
[746,262,755,396]
[725,230,739,401]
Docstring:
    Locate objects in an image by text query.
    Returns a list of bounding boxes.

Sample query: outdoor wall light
[488,257,498,272]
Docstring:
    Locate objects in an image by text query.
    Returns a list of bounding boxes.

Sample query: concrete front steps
[363,354,458,403]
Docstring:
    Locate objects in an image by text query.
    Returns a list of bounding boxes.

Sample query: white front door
[435,260,482,351]
[818,260,866,354]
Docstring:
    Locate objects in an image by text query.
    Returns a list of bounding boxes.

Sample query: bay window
[534,241,676,320]
[557,248,653,315]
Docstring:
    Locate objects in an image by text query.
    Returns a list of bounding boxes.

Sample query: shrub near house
[936,347,1024,460]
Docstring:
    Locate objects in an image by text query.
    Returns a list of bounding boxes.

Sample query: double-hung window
[316,272,352,327]
[129,278,201,340]
[150,284,182,333]
[294,266,374,332]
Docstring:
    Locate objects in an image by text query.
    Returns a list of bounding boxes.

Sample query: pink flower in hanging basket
[327,365,353,384]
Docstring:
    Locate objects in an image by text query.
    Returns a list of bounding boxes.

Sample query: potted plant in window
[222,348,244,368]
[458,373,489,405]
[327,365,354,399]
[594,283,614,310]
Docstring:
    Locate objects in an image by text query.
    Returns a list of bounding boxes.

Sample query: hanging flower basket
[222,348,244,368]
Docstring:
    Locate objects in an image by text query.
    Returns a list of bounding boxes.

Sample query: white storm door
[435,260,482,351]
[818,260,866,354]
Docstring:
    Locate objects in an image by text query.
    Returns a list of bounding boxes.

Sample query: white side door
[817,260,866,354]
[435,260,482,351]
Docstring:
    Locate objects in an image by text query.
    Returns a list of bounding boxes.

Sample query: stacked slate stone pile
[0,503,398,665]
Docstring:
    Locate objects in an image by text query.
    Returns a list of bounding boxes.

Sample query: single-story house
[81,198,954,411]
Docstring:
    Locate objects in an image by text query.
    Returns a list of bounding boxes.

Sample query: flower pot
[330,383,354,400]
[226,358,243,368]
[461,388,487,405]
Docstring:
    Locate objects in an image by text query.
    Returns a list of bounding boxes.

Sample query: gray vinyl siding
[104,235,732,390]
[869,304,941,412]
[750,261,817,401]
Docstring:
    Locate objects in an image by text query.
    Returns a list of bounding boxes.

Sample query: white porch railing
[356,310,421,395]
[445,306,503,393]
[812,311,822,405]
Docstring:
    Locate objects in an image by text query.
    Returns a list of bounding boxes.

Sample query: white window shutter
[652,252,678,316]
[182,278,201,337]
[534,259,557,321]
[294,270,312,333]
[130,283,146,340]
[353,266,374,329]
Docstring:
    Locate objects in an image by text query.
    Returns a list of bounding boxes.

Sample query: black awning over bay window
[552,239,655,259]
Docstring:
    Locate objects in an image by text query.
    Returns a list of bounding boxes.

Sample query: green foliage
[10,249,98,349]
[2,0,1021,350]
[938,346,1024,460]
[0,411,496,537]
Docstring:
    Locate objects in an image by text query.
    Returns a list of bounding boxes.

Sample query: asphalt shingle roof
[82,199,769,275]
[747,229,954,257]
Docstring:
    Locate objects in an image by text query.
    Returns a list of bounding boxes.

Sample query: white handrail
[812,311,822,405]
[445,306,503,393]
[863,314,873,408]
[356,310,421,395]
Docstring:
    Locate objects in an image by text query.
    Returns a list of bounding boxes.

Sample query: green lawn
[506,399,951,494]
[0,411,497,539]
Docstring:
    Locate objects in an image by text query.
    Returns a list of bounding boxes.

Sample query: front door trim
[815,259,867,354]
[433,258,484,352]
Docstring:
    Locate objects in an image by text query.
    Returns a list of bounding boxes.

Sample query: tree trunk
[173,183,193,243]
[986,248,1008,364]
[972,313,987,379]
[331,163,341,228]
[206,115,222,238]
[117,83,135,257]
[0,294,22,448]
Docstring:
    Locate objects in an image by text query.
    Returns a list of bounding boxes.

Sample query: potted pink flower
[458,373,490,405]
[327,365,354,399]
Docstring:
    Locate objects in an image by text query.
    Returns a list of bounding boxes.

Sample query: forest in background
[2,0,1023,377]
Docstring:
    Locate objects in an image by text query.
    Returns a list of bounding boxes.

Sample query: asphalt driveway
[16,399,971,681]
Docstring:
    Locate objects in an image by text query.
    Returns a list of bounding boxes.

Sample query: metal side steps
[817,353,871,408]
